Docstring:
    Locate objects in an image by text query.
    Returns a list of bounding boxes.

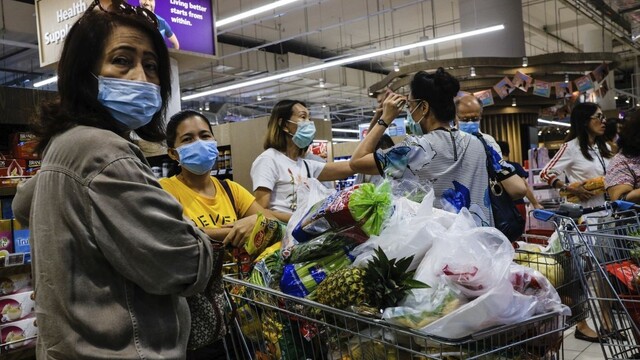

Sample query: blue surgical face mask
[406,103,424,136]
[458,121,480,134]
[176,139,219,175]
[96,75,162,130]
[288,120,316,148]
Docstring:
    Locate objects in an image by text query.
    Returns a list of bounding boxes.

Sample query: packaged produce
[279,251,353,298]
[252,247,284,289]
[291,182,392,244]
[244,213,285,256]
[284,231,360,263]
[0,291,35,323]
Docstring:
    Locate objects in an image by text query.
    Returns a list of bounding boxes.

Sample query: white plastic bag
[282,178,335,251]
[413,209,513,297]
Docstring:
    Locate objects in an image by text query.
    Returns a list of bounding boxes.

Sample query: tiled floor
[563,325,607,360]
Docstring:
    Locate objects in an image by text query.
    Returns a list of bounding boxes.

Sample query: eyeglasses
[591,113,606,122]
[88,0,159,29]
[459,117,482,122]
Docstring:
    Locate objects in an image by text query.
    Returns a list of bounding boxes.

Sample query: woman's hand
[380,93,406,124]
[222,214,258,248]
[566,182,595,201]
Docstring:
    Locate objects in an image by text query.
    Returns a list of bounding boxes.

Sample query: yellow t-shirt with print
[159,176,256,229]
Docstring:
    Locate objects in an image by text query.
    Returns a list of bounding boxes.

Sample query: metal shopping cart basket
[515,232,588,328]
[222,273,565,360]
[532,200,640,359]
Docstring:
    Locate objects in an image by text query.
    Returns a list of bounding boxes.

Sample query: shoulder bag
[474,133,525,242]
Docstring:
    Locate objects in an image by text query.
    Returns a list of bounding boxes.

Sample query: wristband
[377,118,389,128]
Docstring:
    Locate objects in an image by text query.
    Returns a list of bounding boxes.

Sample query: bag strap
[303,159,311,178]
[472,133,498,180]
[220,179,237,217]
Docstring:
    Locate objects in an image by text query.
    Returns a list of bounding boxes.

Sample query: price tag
[211,170,218,176]
[0,253,25,268]
[219,169,226,175]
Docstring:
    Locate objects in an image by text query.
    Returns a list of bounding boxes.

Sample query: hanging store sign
[35,0,92,67]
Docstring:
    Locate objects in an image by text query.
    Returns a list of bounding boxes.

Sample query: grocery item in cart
[291,182,392,244]
[244,213,285,256]
[560,176,605,203]
[279,251,353,298]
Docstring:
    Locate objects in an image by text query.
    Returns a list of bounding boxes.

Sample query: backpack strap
[219,179,237,217]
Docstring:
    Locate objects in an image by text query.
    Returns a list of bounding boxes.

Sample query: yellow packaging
[244,214,284,256]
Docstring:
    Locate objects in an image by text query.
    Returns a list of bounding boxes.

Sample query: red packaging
[1,316,37,351]
[0,159,24,178]
[10,133,38,160]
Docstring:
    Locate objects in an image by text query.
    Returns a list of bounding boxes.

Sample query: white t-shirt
[251,148,325,214]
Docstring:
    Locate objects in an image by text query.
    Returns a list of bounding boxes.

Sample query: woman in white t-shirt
[250,100,354,222]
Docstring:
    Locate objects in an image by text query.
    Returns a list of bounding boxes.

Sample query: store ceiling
[1,0,640,128]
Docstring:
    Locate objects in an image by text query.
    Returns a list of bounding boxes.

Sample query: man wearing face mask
[455,94,502,157]
[251,100,355,222]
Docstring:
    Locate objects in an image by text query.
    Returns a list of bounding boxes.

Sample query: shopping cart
[532,200,640,359]
[222,274,565,360]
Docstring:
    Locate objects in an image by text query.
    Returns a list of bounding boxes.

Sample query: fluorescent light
[522,56,528,67]
[216,0,301,27]
[512,98,517,107]
[470,66,476,77]
[182,24,505,100]
[393,61,400,72]
[332,128,359,133]
[332,138,360,142]
[34,76,58,88]
[538,119,570,127]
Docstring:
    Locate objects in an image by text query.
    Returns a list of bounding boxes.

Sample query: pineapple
[315,247,428,312]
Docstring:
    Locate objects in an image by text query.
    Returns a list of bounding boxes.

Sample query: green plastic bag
[349,181,392,236]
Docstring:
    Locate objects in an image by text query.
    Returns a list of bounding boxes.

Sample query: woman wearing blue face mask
[350,68,526,227]
[11,2,216,358]
[251,100,355,222]
[160,110,275,359]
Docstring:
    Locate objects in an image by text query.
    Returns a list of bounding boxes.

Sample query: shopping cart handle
[611,200,637,211]
[532,209,556,222]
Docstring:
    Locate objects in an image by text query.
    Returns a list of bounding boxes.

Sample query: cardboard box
[0,316,37,351]
[0,274,31,296]
[0,220,12,257]
[12,221,29,264]
[0,158,24,177]
[10,133,38,160]
[0,291,35,323]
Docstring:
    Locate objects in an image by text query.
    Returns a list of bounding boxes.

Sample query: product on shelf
[10,133,38,160]
[0,199,12,220]
[1,316,37,351]
[0,274,31,296]
[11,221,30,264]
[0,220,12,257]
[0,290,35,323]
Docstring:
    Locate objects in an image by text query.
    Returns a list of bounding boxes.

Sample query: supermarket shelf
[0,262,31,277]
[2,346,35,360]
[0,187,17,197]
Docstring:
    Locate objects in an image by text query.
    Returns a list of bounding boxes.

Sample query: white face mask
[96,75,162,129]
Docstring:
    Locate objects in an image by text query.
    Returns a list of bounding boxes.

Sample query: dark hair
[165,110,213,177]
[497,141,510,156]
[619,111,640,157]
[263,99,308,157]
[566,102,612,160]
[410,68,460,122]
[377,134,395,150]
[32,9,172,153]
[166,110,213,148]
[604,118,618,142]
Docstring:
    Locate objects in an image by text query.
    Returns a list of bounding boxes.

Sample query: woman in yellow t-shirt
[160,110,274,359]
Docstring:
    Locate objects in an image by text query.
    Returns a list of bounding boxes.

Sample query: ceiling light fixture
[216,0,301,27]
[564,74,569,83]
[522,56,528,67]
[332,138,360,143]
[322,103,327,108]
[512,98,517,107]
[319,78,325,88]
[614,95,619,100]
[331,128,360,133]
[182,24,505,100]
[626,99,630,104]
[470,66,476,77]
[204,102,210,111]
[393,61,400,72]
[538,119,570,127]
[33,75,58,88]
[256,94,262,101]
[368,91,374,96]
